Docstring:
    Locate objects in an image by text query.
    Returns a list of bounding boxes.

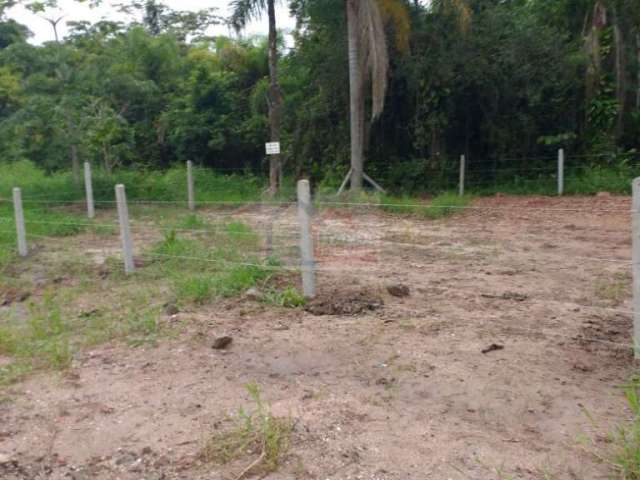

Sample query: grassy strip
[377,192,473,219]
[0,160,271,204]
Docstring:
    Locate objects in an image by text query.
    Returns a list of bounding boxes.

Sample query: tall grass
[0,160,269,204]
[609,376,640,478]
[376,192,473,219]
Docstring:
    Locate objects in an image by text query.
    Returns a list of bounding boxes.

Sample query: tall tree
[345,0,389,192]
[231,0,283,195]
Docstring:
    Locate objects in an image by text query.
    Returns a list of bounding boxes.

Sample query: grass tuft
[263,287,306,308]
[200,382,292,477]
[609,376,640,478]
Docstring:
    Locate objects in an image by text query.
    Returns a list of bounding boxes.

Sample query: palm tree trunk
[347,0,364,193]
[267,0,283,196]
[612,6,626,140]
[636,32,640,110]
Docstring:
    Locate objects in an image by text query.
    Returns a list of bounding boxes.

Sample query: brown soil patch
[0,194,636,480]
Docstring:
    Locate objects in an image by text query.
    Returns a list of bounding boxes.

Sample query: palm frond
[229,0,268,32]
[358,0,389,120]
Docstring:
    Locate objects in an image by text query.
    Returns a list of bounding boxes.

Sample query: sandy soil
[0,194,636,480]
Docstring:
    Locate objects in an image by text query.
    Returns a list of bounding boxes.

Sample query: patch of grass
[173,263,274,304]
[0,294,73,385]
[594,272,630,306]
[607,376,640,478]
[148,227,277,305]
[423,192,473,219]
[200,382,292,477]
[226,221,259,246]
[177,213,208,230]
[263,287,306,308]
[378,194,427,215]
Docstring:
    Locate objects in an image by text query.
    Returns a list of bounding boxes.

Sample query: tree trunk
[636,32,640,110]
[103,144,112,176]
[347,0,364,193]
[612,7,626,140]
[71,144,80,184]
[267,0,283,196]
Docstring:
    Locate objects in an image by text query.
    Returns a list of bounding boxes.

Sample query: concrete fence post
[12,187,27,257]
[459,155,466,197]
[558,148,565,196]
[115,184,135,274]
[632,178,640,359]
[84,162,95,219]
[297,179,316,298]
[187,161,195,211]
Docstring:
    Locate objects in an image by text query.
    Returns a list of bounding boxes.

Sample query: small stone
[387,284,410,298]
[212,336,233,350]
[0,453,12,465]
[164,303,179,316]
[245,288,263,301]
[596,191,611,198]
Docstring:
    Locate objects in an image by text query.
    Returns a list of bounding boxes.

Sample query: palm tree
[231,0,283,195]
[346,0,389,193]
[344,0,468,193]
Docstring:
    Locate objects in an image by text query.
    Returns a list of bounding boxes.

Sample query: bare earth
[0,194,636,479]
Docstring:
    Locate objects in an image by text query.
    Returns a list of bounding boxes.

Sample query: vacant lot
[0,194,635,479]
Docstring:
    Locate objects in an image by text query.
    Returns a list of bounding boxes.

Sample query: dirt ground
[0,194,636,479]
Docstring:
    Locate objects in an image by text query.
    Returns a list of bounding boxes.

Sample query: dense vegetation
[0,0,638,194]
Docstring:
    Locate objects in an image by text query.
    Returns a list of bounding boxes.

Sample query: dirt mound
[305,289,383,316]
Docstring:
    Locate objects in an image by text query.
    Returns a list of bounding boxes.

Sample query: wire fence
[1,160,639,361]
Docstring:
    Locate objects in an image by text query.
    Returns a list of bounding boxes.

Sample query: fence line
[4,173,640,356]
[1,213,632,267]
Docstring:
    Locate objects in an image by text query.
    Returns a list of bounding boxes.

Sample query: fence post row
[115,184,135,274]
[459,155,466,197]
[633,178,640,359]
[84,162,95,219]
[558,148,565,196]
[12,187,27,257]
[187,160,195,211]
[297,179,316,298]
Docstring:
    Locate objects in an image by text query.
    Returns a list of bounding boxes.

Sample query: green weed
[200,382,292,476]
[608,376,640,478]
[263,287,306,308]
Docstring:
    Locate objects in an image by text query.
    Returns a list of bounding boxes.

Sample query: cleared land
[0,194,635,479]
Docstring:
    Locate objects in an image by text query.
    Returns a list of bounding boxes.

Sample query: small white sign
[265,142,281,155]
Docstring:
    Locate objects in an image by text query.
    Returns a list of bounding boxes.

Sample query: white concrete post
[84,162,95,219]
[12,188,27,257]
[558,149,565,196]
[187,161,195,211]
[459,155,466,197]
[115,184,135,274]
[297,180,316,298]
[632,178,640,358]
